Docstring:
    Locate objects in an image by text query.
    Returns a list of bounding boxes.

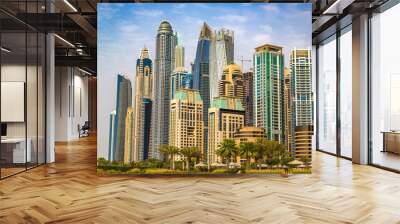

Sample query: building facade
[234,126,267,144]
[210,28,234,100]
[133,48,153,161]
[290,49,313,126]
[124,107,134,163]
[171,67,192,99]
[109,74,132,162]
[283,68,292,152]
[175,45,184,69]
[193,22,212,158]
[290,49,313,159]
[253,44,285,142]
[108,111,116,161]
[169,89,204,160]
[151,21,177,159]
[218,63,244,103]
[243,71,254,126]
[208,97,244,164]
[294,125,313,160]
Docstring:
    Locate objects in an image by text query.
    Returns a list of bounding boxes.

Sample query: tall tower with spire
[133,47,153,161]
[150,20,177,159]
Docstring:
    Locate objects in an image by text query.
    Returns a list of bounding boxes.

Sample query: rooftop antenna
[238,56,251,72]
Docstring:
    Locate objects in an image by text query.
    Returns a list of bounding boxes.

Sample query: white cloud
[260,24,273,33]
[119,24,139,33]
[133,9,164,17]
[215,15,248,23]
[260,4,280,13]
[252,34,272,46]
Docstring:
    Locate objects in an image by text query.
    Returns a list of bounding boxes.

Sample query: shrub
[144,168,176,174]
[126,168,142,174]
[212,168,228,174]
[246,169,283,174]
[133,159,165,169]
[211,168,240,174]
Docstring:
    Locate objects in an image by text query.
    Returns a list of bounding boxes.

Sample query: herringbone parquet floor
[1,135,400,224]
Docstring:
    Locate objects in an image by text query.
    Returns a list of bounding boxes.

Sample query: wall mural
[97,3,313,175]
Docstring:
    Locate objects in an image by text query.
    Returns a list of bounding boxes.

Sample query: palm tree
[239,142,255,169]
[159,145,179,170]
[254,138,269,170]
[179,147,201,171]
[216,139,238,164]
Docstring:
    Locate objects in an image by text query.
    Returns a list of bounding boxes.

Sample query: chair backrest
[82,121,90,129]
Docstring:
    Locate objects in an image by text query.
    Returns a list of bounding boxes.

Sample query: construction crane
[238,56,252,72]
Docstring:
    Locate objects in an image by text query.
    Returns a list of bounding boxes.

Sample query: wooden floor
[1,135,400,224]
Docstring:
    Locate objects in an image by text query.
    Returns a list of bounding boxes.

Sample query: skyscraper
[108,110,116,161]
[124,107,134,163]
[171,38,192,99]
[283,68,292,152]
[175,35,184,68]
[109,74,132,162]
[218,63,244,103]
[142,99,152,161]
[290,49,313,126]
[151,21,177,159]
[193,22,212,157]
[254,44,285,142]
[171,67,192,99]
[210,28,234,100]
[243,71,254,126]
[208,97,244,164]
[169,89,204,160]
[290,49,313,159]
[133,48,153,161]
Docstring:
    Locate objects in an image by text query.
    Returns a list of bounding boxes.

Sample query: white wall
[55,67,89,141]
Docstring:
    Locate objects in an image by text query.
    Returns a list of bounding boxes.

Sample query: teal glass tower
[254,44,285,142]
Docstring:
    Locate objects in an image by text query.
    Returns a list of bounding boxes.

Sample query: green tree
[269,142,292,167]
[300,155,311,168]
[216,139,238,164]
[179,147,201,171]
[159,145,180,170]
[239,142,255,169]
[254,138,269,169]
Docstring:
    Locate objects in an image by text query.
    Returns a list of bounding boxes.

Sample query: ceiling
[0,0,393,75]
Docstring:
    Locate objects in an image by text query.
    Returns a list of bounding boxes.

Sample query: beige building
[218,63,244,103]
[208,97,244,164]
[294,125,313,161]
[169,89,204,160]
[234,126,267,144]
[124,107,134,164]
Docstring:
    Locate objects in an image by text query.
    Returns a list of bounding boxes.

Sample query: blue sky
[98,3,311,79]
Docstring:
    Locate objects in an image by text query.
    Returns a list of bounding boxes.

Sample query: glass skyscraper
[193,22,212,156]
[150,21,177,159]
[243,71,254,126]
[108,74,132,162]
[254,44,285,142]
[210,28,234,100]
[171,67,193,99]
